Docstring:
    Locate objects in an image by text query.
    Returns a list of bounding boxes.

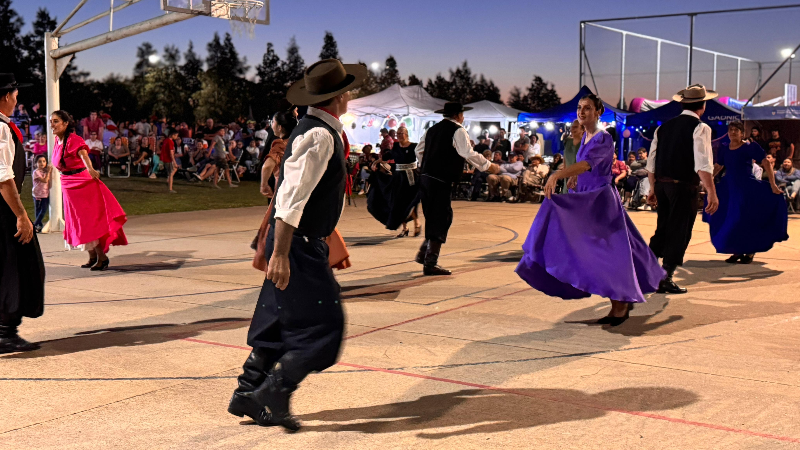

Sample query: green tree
[350,62,379,99]
[406,74,422,86]
[206,32,248,78]
[472,75,501,103]
[448,61,475,103]
[378,55,403,90]
[19,7,57,108]
[255,42,285,116]
[181,41,203,95]
[193,71,242,123]
[425,74,450,100]
[281,36,305,89]
[134,42,157,77]
[163,44,180,66]
[90,75,138,123]
[141,66,189,120]
[525,75,560,112]
[319,31,340,60]
[0,0,25,81]
[507,86,528,111]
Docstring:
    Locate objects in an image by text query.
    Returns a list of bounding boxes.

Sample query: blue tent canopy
[517,86,631,124]
[742,106,800,120]
[625,99,741,129]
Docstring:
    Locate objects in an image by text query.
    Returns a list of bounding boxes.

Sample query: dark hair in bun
[579,93,605,116]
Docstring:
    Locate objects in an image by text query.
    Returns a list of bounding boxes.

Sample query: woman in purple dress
[515,94,665,326]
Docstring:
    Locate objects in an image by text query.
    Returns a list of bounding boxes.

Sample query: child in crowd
[160,129,179,193]
[31,155,51,233]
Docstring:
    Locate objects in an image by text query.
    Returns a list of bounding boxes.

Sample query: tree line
[1,1,561,125]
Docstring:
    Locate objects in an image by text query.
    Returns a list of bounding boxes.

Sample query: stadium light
[148,54,160,64]
[781,48,796,59]
[488,125,498,135]
[544,122,555,131]
[370,61,380,71]
[471,125,481,134]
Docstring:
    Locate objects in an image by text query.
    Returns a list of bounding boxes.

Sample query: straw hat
[673,84,718,103]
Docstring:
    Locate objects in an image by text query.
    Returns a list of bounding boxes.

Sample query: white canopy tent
[462,100,524,141]
[343,84,446,146]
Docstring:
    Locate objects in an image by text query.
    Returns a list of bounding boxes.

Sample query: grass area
[21,175,269,218]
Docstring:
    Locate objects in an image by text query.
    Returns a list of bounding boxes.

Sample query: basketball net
[209,0,263,38]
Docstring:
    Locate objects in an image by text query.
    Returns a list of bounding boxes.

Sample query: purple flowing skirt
[515,184,665,303]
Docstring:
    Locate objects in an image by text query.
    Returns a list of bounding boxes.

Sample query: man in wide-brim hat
[228,59,366,432]
[412,101,500,276]
[645,84,719,294]
[0,73,45,354]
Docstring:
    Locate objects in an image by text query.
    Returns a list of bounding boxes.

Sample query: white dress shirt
[85,138,103,152]
[274,107,343,228]
[415,118,492,172]
[0,113,15,183]
[645,110,713,175]
[525,143,541,162]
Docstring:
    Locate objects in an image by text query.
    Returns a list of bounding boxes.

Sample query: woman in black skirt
[367,126,421,236]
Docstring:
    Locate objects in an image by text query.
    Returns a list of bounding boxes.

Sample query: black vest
[655,114,702,184]
[420,119,464,183]
[271,114,346,239]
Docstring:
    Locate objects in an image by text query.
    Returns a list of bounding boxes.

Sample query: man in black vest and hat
[0,74,45,354]
[228,59,367,432]
[414,102,500,276]
[646,84,719,294]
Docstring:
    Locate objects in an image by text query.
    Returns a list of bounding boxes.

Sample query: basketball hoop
[210,0,264,38]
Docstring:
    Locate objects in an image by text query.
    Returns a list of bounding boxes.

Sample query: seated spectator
[473,135,490,155]
[775,158,800,209]
[624,148,651,208]
[525,134,541,163]
[237,138,261,178]
[611,151,628,193]
[469,149,495,201]
[379,128,393,157]
[515,156,550,203]
[549,153,565,172]
[32,133,47,156]
[132,132,156,175]
[487,153,525,201]
[513,128,530,159]
[85,131,104,171]
[107,137,131,174]
[12,103,30,139]
[82,111,105,140]
[492,128,511,160]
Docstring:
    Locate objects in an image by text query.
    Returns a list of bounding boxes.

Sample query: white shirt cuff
[274,208,303,228]
[0,167,13,183]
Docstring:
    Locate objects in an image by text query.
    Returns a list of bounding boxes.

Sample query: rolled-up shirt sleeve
[645,126,659,174]
[693,123,714,174]
[453,127,491,172]
[415,130,427,163]
[273,128,334,228]
[0,122,14,183]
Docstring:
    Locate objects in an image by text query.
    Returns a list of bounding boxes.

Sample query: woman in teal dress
[703,120,788,263]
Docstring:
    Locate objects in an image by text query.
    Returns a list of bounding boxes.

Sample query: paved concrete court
[2,200,799,449]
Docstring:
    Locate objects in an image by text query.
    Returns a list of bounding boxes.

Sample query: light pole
[781,48,796,84]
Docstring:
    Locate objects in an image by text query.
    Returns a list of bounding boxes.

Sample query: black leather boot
[0,318,40,355]
[657,263,687,294]
[251,365,301,432]
[228,348,277,425]
[415,239,428,265]
[423,240,451,276]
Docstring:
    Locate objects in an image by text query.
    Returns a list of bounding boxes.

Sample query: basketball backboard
[161,0,269,25]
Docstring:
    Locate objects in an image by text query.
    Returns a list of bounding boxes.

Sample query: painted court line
[179,337,800,444]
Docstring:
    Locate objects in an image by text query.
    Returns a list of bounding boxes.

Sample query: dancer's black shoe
[415,240,428,265]
[0,322,40,354]
[229,349,278,426]
[657,277,687,294]
[608,310,630,326]
[81,256,98,268]
[596,304,633,324]
[252,368,301,432]
[91,258,109,271]
[396,229,409,238]
[423,240,451,276]
[725,254,742,264]
[738,254,755,264]
[228,394,275,426]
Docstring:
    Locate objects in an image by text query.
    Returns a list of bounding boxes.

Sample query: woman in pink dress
[50,110,127,271]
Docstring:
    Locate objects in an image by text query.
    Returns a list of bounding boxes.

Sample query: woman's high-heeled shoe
[81,256,98,269]
[738,254,755,264]
[396,229,409,238]
[596,303,633,325]
[725,254,742,264]
[414,225,421,237]
[91,258,110,271]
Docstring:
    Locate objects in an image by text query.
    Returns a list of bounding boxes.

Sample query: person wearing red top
[611,151,628,194]
[82,111,105,140]
[379,127,393,157]
[160,129,179,193]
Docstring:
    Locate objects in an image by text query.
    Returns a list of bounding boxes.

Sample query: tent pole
[579,22,584,89]
[620,33,626,109]
[737,59,741,99]
[656,40,661,100]
[712,54,717,91]
[688,14,695,85]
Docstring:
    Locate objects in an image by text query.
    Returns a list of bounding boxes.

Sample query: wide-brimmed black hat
[435,102,473,115]
[0,73,32,91]
[286,59,368,106]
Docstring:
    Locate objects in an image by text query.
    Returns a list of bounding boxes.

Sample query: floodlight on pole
[370,62,380,71]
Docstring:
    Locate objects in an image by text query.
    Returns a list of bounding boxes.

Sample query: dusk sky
[14,0,800,104]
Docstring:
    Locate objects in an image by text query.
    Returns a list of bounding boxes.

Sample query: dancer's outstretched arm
[543,161,590,198]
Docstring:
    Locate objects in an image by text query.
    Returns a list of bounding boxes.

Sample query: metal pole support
[42,32,65,233]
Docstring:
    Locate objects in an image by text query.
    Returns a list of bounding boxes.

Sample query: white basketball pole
[42,32,65,233]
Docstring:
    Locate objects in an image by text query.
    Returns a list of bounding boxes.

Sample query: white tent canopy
[344,84,446,145]
[462,100,524,142]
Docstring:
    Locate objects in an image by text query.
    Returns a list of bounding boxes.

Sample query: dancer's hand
[88,167,100,180]
[487,163,501,175]
[544,175,559,199]
[267,254,291,290]
[771,183,783,195]
[647,189,657,207]
[260,184,273,197]
[566,176,578,190]
[15,215,33,244]
[705,191,719,215]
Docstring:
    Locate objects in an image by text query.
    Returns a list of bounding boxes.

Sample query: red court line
[344,287,531,340]
[178,336,800,444]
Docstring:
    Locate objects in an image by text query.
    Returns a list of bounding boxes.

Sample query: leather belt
[61,168,86,176]
[395,162,417,185]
